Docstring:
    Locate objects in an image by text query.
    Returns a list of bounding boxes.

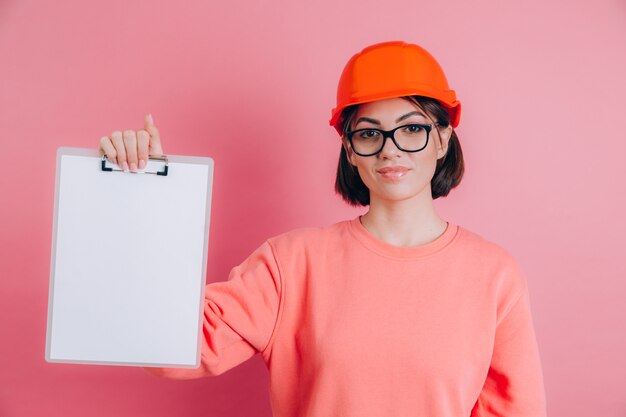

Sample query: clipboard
[45,147,214,368]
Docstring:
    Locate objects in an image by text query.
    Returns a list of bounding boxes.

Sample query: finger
[144,113,163,155]
[110,131,128,171]
[99,136,117,165]
[123,130,138,172]
[136,130,150,169]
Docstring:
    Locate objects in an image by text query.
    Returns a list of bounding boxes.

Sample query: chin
[372,189,422,202]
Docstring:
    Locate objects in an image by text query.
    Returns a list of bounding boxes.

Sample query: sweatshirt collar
[347,215,459,259]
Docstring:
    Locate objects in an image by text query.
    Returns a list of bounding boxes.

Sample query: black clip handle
[101,154,168,176]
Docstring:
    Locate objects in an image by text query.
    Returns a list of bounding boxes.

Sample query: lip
[376,166,410,174]
[376,165,410,181]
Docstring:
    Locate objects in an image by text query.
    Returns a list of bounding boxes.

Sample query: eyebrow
[354,111,427,127]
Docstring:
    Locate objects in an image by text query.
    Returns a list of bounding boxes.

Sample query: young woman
[98,41,547,417]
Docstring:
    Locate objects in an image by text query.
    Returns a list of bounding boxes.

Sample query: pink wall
[1,0,625,415]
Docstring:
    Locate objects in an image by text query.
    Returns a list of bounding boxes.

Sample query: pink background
[1,0,625,415]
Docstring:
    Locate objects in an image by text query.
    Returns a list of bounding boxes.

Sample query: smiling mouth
[377,168,410,180]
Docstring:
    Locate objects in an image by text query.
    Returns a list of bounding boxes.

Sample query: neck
[360,189,448,247]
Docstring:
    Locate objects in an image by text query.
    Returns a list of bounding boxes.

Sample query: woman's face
[344,97,452,203]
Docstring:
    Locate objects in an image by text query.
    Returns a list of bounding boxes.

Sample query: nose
[378,135,402,159]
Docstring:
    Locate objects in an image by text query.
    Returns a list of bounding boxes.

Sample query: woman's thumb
[145,113,155,130]
[144,113,163,154]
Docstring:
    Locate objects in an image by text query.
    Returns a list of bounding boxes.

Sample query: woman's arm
[471,278,548,416]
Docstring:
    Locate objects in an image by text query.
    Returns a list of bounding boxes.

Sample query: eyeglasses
[346,123,433,157]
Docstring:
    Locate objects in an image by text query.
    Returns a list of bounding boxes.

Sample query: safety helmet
[329,40,461,136]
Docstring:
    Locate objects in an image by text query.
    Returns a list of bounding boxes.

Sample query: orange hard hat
[329,40,461,136]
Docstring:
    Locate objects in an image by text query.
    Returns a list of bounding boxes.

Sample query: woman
[98,41,547,417]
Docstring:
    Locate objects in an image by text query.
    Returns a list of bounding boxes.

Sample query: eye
[357,129,380,139]
[403,124,423,133]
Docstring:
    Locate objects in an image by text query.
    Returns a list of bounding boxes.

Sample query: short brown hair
[334,95,465,206]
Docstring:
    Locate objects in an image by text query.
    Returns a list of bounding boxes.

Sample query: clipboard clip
[101,154,169,176]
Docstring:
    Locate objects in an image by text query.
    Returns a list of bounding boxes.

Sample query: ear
[343,138,358,167]
[436,125,453,159]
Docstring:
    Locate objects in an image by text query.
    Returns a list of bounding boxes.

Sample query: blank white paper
[46,148,213,367]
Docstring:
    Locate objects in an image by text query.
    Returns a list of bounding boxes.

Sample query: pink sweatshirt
[145,216,547,416]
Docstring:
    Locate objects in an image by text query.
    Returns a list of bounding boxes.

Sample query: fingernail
[122,161,129,172]
[147,114,154,124]
[130,162,137,172]
[139,159,146,169]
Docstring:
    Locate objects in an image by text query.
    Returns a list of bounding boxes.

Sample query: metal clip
[101,154,168,176]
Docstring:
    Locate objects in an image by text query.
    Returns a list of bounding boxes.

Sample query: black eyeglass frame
[345,123,435,157]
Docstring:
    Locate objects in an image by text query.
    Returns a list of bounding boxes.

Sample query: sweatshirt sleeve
[471,268,548,416]
[143,239,283,379]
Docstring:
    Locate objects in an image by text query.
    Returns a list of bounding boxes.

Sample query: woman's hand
[98,114,164,172]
